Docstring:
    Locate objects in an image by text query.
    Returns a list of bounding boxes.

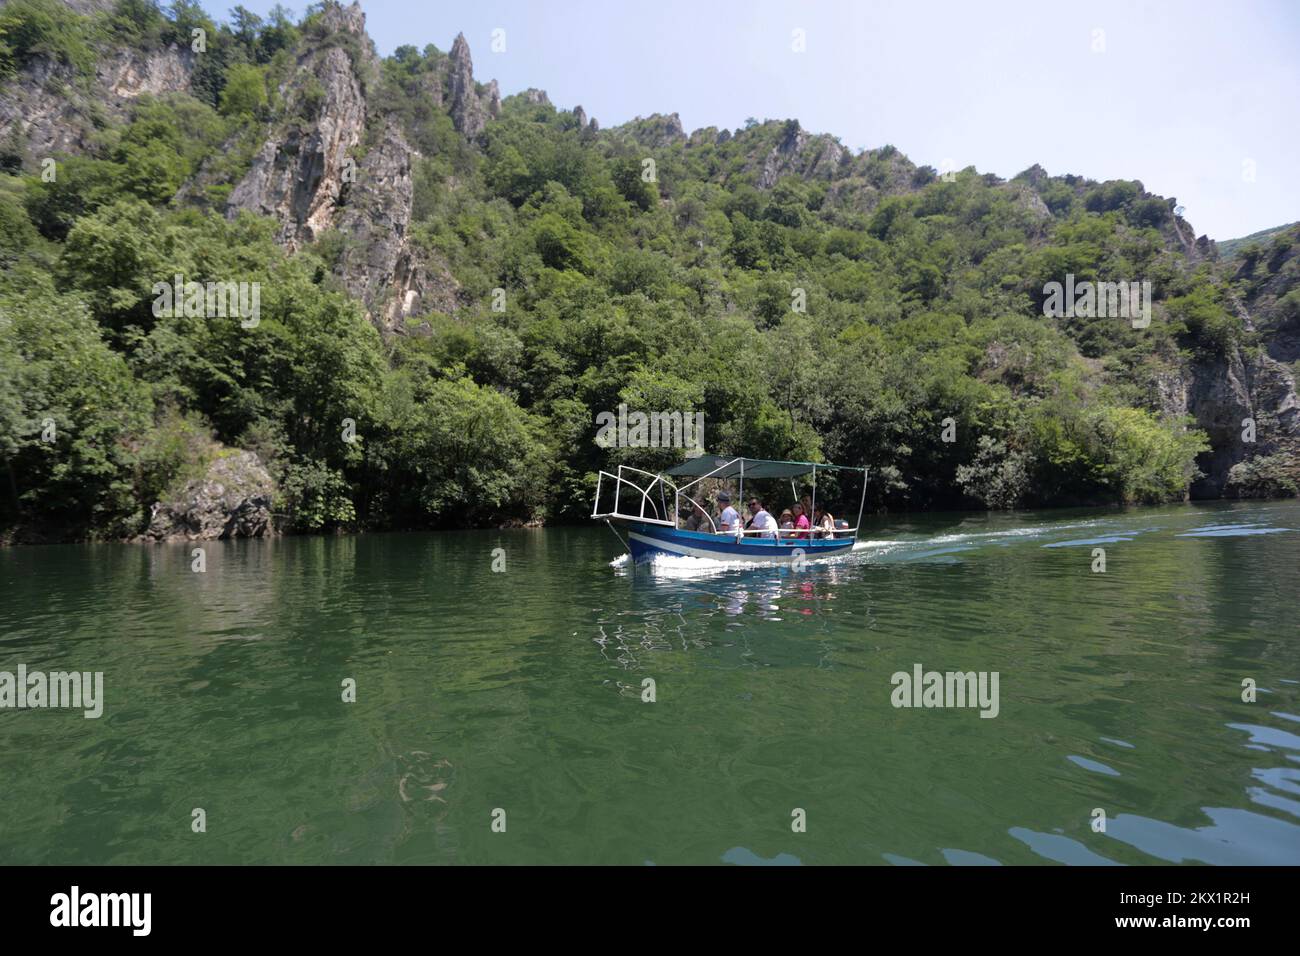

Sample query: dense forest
[1,0,1298,542]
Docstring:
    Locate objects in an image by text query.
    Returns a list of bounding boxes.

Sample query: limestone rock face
[625,113,687,150]
[754,120,852,189]
[1168,346,1300,498]
[333,121,460,329]
[226,29,370,249]
[142,452,277,542]
[334,121,414,317]
[447,33,498,138]
[759,122,847,189]
[0,46,194,163]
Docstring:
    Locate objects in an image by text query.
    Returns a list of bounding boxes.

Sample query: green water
[1,500,1298,865]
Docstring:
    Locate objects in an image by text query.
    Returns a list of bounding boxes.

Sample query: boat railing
[591,466,677,526]
[722,526,840,543]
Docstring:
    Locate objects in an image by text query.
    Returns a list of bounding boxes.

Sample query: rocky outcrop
[334,121,413,319]
[0,46,194,165]
[226,7,371,250]
[1233,224,1300,364]
[1169,211,1217,263]
[1190,226,1300,496]
[1008,182,1053,222]
[687,126,718,147]
[447,33,499,138]
[1175,347,1300,498]
[625,113,687,150]
[223,8,485,321]
[141,451,277,541]
[758,122,847,188]
[333,121,460,330]
[101,45,195,98]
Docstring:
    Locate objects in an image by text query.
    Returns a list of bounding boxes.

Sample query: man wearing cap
[716,492,739,532]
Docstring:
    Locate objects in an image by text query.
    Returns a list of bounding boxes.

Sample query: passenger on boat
[682,501,710,532]
[778,509,795,537]
[747,498,777,538]
[800,495,814,522]
[813,505,835,538]
[791,503,811,539]
[716,492,739,532]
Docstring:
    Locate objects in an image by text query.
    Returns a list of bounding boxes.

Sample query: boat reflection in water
[597,552,855,674]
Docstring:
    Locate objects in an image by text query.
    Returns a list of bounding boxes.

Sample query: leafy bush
[279,459,356,531]
[219,62,268,117]
[956,435,1031,508]
[0,0,96,76]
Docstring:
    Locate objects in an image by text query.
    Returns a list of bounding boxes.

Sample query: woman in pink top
[791,503,811,539]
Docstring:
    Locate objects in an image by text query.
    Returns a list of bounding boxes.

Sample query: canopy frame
[593,456,869,543]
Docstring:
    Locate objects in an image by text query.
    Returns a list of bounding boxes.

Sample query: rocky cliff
[218,3,464,326]
[1205,225,1300,496]
[446,32,499,138]
[225,2,373,249]
[0,44,195,161]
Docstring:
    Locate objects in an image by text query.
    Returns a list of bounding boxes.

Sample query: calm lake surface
[2,500,1298,865]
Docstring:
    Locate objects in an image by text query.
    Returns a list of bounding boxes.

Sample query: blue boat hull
[615,519,855,564]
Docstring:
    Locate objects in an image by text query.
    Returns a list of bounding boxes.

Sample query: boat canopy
[663,456,862,480]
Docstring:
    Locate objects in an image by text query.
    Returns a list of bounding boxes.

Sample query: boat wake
[608,512,1296,577]
[610,541,885,578]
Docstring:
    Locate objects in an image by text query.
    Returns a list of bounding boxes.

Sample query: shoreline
[2,493,1289,548]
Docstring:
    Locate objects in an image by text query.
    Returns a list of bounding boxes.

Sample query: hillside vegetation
[1,0,1296,541]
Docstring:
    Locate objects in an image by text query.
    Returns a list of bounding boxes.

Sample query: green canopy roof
[664,456,861,480]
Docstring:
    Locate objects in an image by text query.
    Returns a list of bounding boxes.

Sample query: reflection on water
[0,499,1298,864]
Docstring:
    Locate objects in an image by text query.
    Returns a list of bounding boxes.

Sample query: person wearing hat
[716,491,739,532]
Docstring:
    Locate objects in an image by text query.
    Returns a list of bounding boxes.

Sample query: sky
[212,0,1300,240]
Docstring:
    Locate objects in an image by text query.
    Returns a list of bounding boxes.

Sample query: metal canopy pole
[811,465,817,524]
[738,459,744,526]
[854,466,868,542]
